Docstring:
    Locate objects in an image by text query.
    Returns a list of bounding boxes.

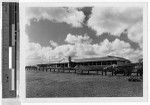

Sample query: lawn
[26,70,143,98]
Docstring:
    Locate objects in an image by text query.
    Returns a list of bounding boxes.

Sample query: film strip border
[2,2,19,98]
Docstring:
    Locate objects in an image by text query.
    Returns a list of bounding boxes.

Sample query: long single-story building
[36,56,131,69]
[26,56,143,76]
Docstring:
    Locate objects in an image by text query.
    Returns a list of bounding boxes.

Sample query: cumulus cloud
[26,34,142,65]
[49,40,58,47]
[92,39,131,56]
[88,7,143,47]
[26,42,76,65]
[24,7,143,65]
[65,33,92,44]
[127,21,143,48]
[26,7,85,27]
[26,42,52,65]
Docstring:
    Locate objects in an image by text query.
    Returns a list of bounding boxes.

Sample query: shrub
[128,76,143,82]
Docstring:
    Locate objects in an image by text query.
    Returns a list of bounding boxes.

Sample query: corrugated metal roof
[37,56,130,66]
[73,56,130,63]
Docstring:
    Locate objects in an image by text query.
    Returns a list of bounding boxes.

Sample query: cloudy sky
[25,6,143,65]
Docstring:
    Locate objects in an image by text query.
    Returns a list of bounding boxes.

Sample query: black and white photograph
[21,2,146,99]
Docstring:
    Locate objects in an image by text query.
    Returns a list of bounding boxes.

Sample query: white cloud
[26,7,85,27]
[127,22,143,48]
[25,42,42,65]
[111,39,130,50]
[92,39,131,56]
[88,7,143,47]
[51,44,75,58]
[26,42,76,65]
[65,33,92,44]
[24,7,144,65]
[26,34,142,65]
[49,40,58,47]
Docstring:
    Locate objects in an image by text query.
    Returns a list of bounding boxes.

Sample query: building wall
[36,59,130,68]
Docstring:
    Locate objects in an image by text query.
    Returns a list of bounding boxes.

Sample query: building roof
[73,56,130,63]
[37,56,130,66]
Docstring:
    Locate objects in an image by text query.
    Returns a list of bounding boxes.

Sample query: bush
[128,76,143,82]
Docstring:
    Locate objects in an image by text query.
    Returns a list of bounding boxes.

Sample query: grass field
[26,70,143,98]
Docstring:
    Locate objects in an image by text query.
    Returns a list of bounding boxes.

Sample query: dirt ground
[26,70,143,98]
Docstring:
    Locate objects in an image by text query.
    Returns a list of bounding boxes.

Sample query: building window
[97,62,101,65]
[89,62,92,65]
[112,61,117,65]
[107,61,111,65]
[84,63,88,66]
[102,62,106,65]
